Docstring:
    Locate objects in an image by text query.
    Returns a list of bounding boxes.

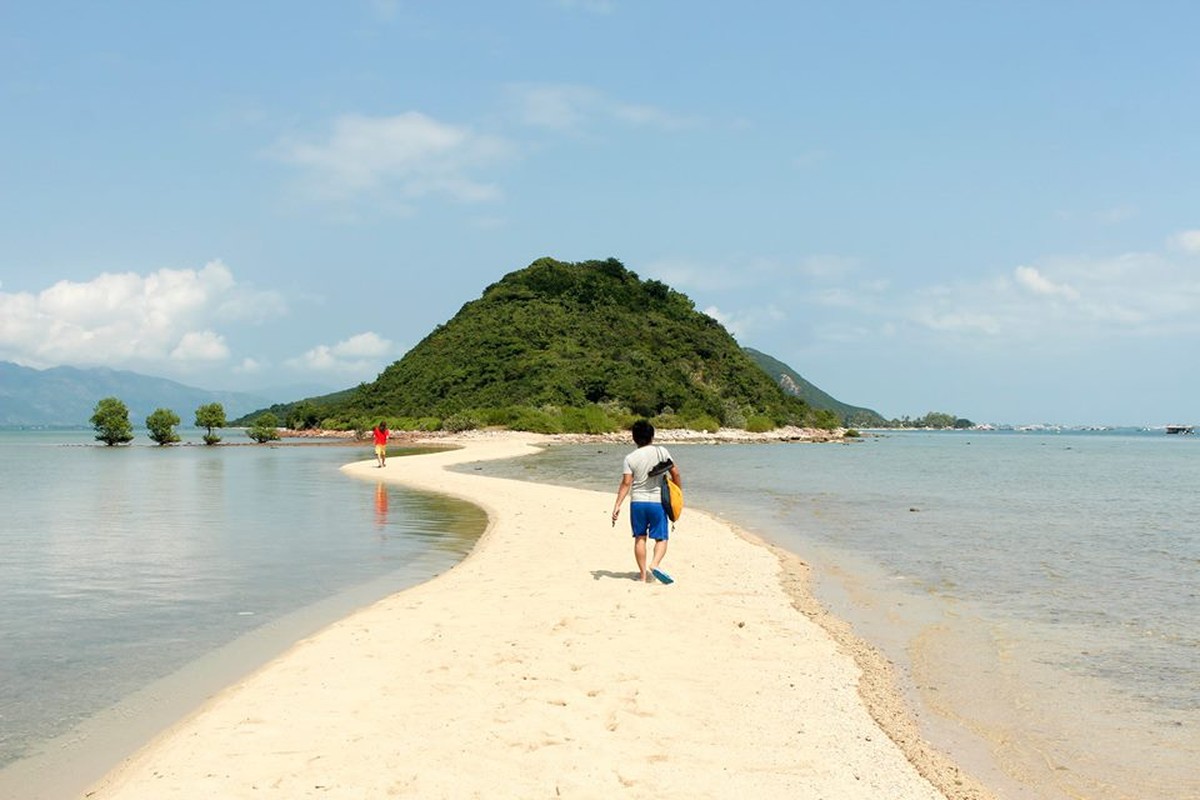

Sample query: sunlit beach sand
[82,432,987,799]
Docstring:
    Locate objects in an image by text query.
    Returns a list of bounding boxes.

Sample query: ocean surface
[1,427,1197,799]
[466,429,1200,800]
[0,429,485,795]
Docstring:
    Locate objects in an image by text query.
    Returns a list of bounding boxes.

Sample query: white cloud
[273,112,511,203]
[647,254,859,296]
[1169,229,1200,254]
[287,332,395,375]
[509,85,595,131]
[659,236,1200,363]
[702,305,742,337]
[507,83,697,132]
[235,357,263,374]
[702,304,784,339]
[647,258,748,292]
[900,250,1200,346]
[0,260,283,371]
[1014,265,1080,300]
[331,331,392,358]
[170,331,229,362]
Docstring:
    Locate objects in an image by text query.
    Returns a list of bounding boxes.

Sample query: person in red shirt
[372,421,389,467]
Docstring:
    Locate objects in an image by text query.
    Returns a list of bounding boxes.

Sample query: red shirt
[373,427,388,445]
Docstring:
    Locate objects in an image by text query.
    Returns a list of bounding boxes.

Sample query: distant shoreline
[279,424,854,445]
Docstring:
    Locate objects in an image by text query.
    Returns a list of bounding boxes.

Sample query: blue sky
[3,1,1199,426]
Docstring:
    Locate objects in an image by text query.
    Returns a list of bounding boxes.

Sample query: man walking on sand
[611,420,681,584]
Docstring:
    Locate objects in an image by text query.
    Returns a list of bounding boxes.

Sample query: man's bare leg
[649,539,668,574]
[634,536,649,582]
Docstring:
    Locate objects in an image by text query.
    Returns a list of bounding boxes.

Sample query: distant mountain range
[0,362,275,427]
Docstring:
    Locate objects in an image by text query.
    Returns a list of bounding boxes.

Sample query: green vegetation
[889,411,975,429]
[195,402,227,445]
[247,257,825,433]
[247,413,281,443]
[145,407,181,445]
[90,396,135,446]
[285,401,322,431]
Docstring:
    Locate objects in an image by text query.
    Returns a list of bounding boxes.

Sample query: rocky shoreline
[276,425,854,446]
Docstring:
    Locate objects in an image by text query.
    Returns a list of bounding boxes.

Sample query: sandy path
[86,434,962,799]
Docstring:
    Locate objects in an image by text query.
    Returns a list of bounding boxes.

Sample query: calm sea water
[468,430,1200,800]
[0,430,485,787]
[3,428,1196,799]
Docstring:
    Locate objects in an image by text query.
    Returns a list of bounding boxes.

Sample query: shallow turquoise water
[0,430,485,771]
[4,427,1196,798]
[470,430,1200,799]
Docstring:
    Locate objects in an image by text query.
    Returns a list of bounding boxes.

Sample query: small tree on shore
[91,396,135,446]
[195,402,227,445]
[247,413,281,443]
[146,407,181,445]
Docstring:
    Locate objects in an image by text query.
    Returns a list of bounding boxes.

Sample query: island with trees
[86,257,975,442]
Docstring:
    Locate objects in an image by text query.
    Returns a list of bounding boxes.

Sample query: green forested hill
[303,257,830,432]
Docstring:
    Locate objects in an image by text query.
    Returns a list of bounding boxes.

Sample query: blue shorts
[630,501,669,541]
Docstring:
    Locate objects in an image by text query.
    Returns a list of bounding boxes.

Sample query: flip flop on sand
[651,568,674,585]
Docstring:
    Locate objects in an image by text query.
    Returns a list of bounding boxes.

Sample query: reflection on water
[0,434,486,770]
[375,482,389,530]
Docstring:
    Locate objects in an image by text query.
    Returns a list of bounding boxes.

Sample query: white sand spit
[87,434,968,799]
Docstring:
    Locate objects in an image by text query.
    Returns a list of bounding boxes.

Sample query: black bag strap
[648,446,673,478]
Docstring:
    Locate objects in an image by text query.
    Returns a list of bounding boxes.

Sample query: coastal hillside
[744,348,887,427]
[281,257,830,431]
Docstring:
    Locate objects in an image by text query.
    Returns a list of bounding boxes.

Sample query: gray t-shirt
[623,444,672,504]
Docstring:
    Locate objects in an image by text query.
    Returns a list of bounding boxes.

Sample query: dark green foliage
[247,413,281,443]
[745,414,775,433]
[811,408,841,430]
[90,396,134,446]
[442,413,481,433]
[890,411,975,429]
[195,402,227,445]
[329,258,816,428]
[286,401,322,430]
[145,407,181,445]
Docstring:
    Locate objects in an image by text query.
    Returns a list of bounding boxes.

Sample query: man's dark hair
[631,419,655,447]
